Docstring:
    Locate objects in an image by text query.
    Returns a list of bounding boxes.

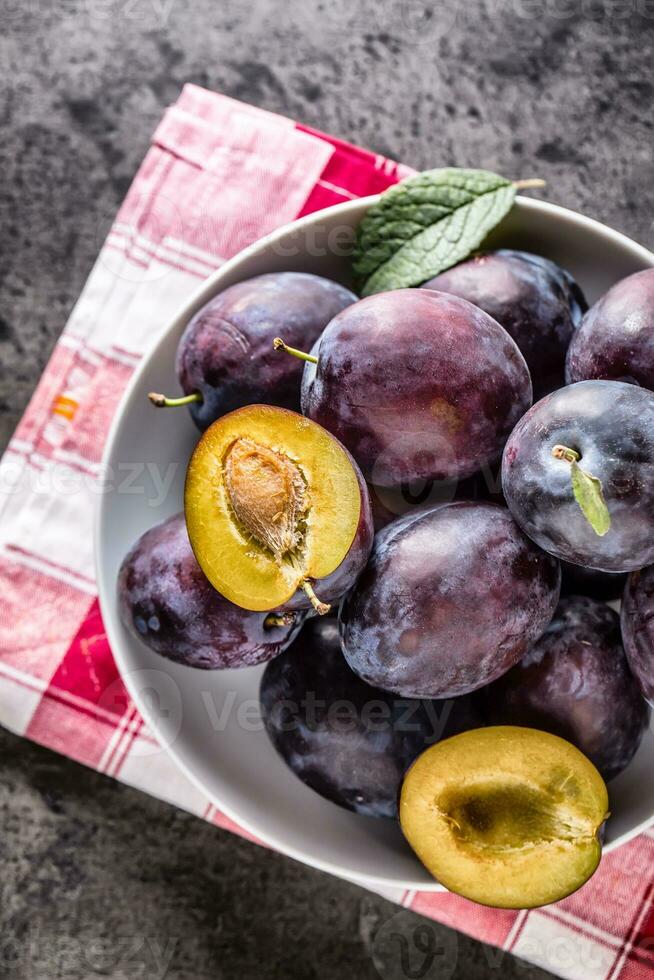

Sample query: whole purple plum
[173,272,356,430]
[486,596,648,780]
[502,380,654,572]
[339,502,560,699]
[424,250,587,396]
[260,617,482,818]
[622,565,654,706]
[300,289,532,487]
[566,268,654,389]
[118,514,303,669]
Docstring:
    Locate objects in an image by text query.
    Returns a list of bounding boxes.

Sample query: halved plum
[117,513,303,669]
[400,726,609,909]
[185,405,373,615]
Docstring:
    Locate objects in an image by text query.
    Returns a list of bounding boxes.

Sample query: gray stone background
[1,0,653,977]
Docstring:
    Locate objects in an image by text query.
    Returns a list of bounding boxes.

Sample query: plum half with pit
[149,272,356,430]
[502,380,654,572]
[118,514,303,669]
[260,617,482,818]
[295,289,532,487]
[622,564,654,706]
[486,596,648,780]
[424,250,587,396]
[400,726,609,908]
[566,268,654,389]
[185,404,373,616]
[339,502,560,699]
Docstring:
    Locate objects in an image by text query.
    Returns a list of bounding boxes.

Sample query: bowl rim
[95,193,654,890]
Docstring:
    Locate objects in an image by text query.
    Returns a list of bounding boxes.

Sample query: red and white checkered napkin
[1,84,653,980]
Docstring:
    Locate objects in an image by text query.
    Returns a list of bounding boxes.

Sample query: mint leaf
[570,462,611,537]
[352,168,516,296]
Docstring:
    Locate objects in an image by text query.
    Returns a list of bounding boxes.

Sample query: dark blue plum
[566,268,654,389]
[177,272,356,429]
[118,514,303,669]
[424,250,587,397]
[486,596,648,781]
[502,380,654,572]
[339,502,561,699]
[260,617,482,818]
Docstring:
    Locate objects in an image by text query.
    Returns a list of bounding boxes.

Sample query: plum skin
[260,617,482,818]
[339,502,561,699]
[486,596,649,781]
[424,250,587,397]
[301,289,532,488]
[566,268,654,389]
[622,565,654,706]
[502,380,654,573]
[118,514,303,669]
[177,272,356,429]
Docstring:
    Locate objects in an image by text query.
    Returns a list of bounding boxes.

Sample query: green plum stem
[148,391,203,408]
[273,337,318,364]
[552,444,611,537]
[552,444,581,464]
[301,580,331,616]
[513,178,547,191]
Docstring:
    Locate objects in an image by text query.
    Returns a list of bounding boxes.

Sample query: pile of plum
[119,253,654,909]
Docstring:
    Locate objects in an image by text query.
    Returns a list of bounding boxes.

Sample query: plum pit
[224,437,309,564]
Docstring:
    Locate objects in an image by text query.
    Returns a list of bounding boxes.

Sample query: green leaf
[570,462,612,537]
[352,168,516,296]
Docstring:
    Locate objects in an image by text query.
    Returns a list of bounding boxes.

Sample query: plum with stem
[502,380,654,572]
[277,289,532,487]
[149,272,356,430]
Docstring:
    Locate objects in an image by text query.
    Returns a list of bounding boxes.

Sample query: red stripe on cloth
[296,124,409,218]
[26,599,132,768]
[408,889,521,949]
[607,879,654,980]
[557,836,654,941]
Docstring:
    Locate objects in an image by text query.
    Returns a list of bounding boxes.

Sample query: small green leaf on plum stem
[570,461,611,537]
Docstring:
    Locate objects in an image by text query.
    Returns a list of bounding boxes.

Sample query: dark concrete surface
[1,1,653,977]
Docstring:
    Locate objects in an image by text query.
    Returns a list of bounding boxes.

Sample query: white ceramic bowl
[96,195,654,891]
